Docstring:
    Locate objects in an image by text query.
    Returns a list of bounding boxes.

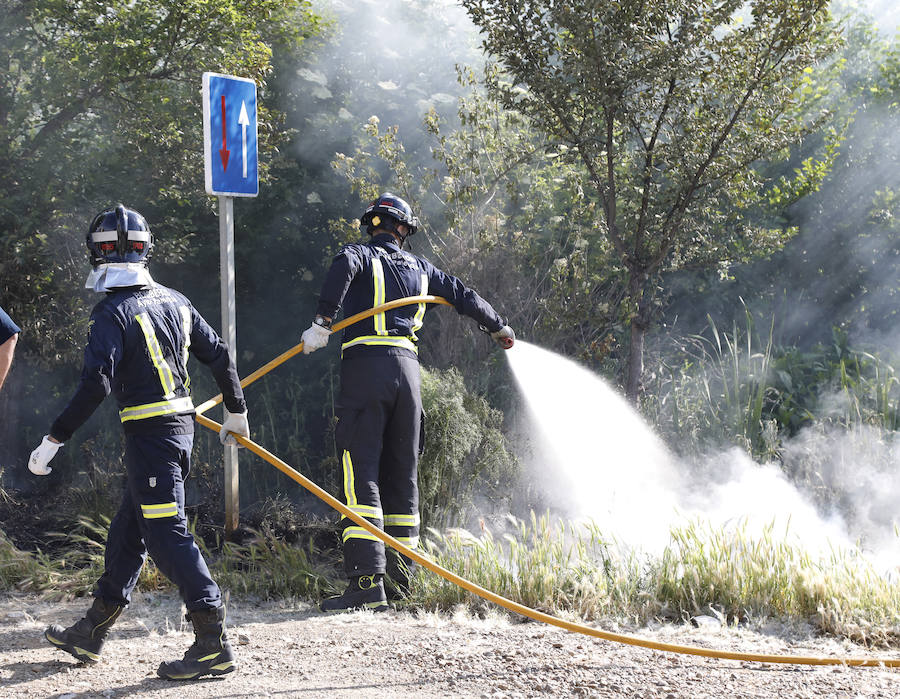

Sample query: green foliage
[332,70,628,377]
[418,366,519,530]
[0,0,322,362]
[461,0,844,399]
[663,12,899,350]
[646,311,899,461]
[414,511,900,645]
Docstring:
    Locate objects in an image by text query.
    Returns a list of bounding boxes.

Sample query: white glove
[301,322,331,354]
[29,435,62,476]
[490,325,515,350]
[220,410,250,447]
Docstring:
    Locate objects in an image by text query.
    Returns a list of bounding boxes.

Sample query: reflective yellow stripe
[384,513,420,527]
[394,535,420,548]
[411,273,428,340]
[179,306,192,391]
[342,450,357,507]
[371,258,387,335]
[342,526,383,543]
[344,504,383,520]
[141,502,178,519]
[341,335,418,353]
[119,396,194,422]
[135,312,176,398]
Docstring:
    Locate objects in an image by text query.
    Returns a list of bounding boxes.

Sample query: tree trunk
[624,271,650,405]
[625,316,645,405]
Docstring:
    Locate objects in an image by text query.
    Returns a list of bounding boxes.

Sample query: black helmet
[360,193,419,240]
[86,204,154,267]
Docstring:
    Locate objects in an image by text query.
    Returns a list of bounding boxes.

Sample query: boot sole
[158,660,236,680]
[44,630,101,663]
[319,601,390,614]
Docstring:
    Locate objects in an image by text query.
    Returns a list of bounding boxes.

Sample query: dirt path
[1,592,898,698]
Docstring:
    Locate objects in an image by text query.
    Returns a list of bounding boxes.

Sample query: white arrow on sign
[238,101,250,178]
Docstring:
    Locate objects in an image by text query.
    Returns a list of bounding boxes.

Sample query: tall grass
[12,515,170,600]
[0,528,44,589]
[647,312,899,463]
[2,513,334,603]
[414,512,638,618]
[213,523,336,600]
[7,509,900,647]
[413,512,900,646]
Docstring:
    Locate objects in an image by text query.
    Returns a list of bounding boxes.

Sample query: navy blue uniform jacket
[316,233,504,359]
[50,285,246,442]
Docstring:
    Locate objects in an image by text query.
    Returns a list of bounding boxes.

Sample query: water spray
[196,296,900,668]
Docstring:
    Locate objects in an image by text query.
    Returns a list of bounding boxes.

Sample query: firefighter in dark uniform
[27,205,250,680]
[301,193,514,612]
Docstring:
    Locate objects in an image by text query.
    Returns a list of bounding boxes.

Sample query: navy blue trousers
[335,354,422,577]
[95,432,221,611]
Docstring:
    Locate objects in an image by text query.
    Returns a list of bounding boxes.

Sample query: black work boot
[44,597,123,663]
[319,574,389,612]
[157,606,236,680]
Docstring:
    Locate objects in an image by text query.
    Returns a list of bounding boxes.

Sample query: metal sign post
[218,195,238,535]
[202,72,259,536]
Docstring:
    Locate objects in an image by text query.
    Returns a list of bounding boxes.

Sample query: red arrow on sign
[219,95,231,172]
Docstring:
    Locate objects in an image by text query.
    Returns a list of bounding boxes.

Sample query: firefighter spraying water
[27,205,250,680]
[300,193,514,612]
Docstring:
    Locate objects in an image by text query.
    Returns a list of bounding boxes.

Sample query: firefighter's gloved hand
[491,325,515,350]
[28,435,61,476]
[220,410,250,447]
[301,322,331,354]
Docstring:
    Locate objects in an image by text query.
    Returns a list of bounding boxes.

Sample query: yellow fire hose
[195,295,900,668]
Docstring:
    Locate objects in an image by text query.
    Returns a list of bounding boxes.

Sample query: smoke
[845,0,900,34]
[291,0,480,168]
[507,341,895,568]
[779,420,900,567]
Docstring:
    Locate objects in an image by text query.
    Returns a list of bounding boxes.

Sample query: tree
[0,0,322,485]
[331,68,631,384]
[0,0,320,360]
[461,0,843,402]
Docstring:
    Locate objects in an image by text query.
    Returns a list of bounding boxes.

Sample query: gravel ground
[2,592,899,698]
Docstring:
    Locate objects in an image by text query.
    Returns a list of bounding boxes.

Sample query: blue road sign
[203,72,259,197]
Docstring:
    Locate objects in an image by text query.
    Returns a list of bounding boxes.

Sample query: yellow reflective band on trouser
[342,526,383,543]
[371,258,387,335]
[341,335,418,354]
[141,502,178,519]
[135,312,176,398]
[393,535,420,548]
[119,396,194,423]
[342,450,357,507]
[342,504,384,520]
[384,513,420,527]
